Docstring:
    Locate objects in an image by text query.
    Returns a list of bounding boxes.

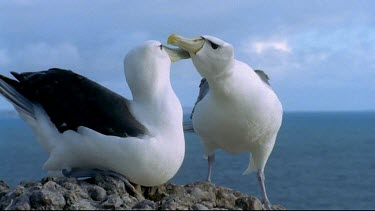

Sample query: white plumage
[0,40,189,187]
[168,34,283,209]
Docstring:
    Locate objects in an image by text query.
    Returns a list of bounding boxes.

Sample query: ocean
[0,111,375,209]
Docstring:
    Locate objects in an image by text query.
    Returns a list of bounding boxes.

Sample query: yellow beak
[167,34,205,54]
[163,45,190,62]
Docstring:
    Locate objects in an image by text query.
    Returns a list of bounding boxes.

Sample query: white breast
[192,61,283,155]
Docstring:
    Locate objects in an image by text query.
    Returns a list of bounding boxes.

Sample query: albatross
[0,40,190,191]
[168,34,283,209]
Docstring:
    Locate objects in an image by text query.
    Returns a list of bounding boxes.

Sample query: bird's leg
[134,184,142,193]
[257,169,272,210]
[63,168,143,199]
[207,153,215,182]
[62,168,99,179]
[99,170,144,199]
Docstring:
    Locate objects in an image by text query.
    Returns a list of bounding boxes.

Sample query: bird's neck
[131,71,172,103]
[205,66,235,96]
[206,60,256,98]
[131,81,183,134]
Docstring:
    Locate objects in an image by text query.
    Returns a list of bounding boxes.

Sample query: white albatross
[168,34,283,209]
[0,40,190,192]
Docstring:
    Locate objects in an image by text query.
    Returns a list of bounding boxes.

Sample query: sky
[0,0,374,112]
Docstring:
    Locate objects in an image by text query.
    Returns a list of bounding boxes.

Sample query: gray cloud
[0,0,374,111]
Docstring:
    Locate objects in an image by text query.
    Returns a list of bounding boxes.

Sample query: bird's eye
[159,45,163,50]
[209,41,219,50]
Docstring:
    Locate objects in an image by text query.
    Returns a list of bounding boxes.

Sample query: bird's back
[7,68,147,137]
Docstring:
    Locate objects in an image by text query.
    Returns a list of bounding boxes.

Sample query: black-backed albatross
[168,34,283,210]
[0,40,190,192]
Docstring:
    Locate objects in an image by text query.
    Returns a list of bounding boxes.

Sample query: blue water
[0,111,375,209]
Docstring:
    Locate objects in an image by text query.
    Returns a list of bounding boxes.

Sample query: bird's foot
[100,170,144,199]
[263,200,272,210]
[62,168,144,199]
[206,174,212,183]
[62,168,98,179]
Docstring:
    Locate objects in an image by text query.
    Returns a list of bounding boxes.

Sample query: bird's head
[124,40,190,98]
[124,40,190,77]
[167,34,234,79]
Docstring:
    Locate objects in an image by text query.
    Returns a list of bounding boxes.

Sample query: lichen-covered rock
[132,199,156,210]
[192,203,209,210]
[88,185,107,201]
[66,199,97,210]
[7,195,31,210]
[29,189,66,209]
[0,176,285,210]
[235,196,263,210]
[93,175,127,196]
[0,180,10,192]
[0,180,10,202]
[100,194,123,209]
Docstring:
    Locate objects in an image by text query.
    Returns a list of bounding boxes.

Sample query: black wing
[254,69,271,86]
[190,78,209,119]
[6,68,147,138]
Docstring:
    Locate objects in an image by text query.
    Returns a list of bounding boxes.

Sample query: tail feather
[10,71,26,82]
[243,155,256,175]
[11,71,35,82]
[0,75,34,118]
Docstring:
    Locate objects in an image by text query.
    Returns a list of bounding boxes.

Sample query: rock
[185,182,216,202]
[13,186,26,197]
[235,196,263,210]
[67,199,98,210]
[29,190,66,209]
[93,175,127,196]
[62,181,81,191]
[132,199,156,210]
[0,180,10,201]
[20,181,42,192]
[120,195,138,209]
[0,180,10,192]
[160,196,179,210]
[101,194,123,209]
[0,176,285,210]
[215,186,237,208]
[200,201,214,209]
[192,203,209,210]
[89,185,107,201]
[7,195,31,210]
[40,177,58,185]
[64,190,80,206]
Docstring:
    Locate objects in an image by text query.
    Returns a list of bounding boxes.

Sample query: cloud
[0,1,374,111]
[238,37,295,79]
[252,40,292,54]
[15,42,82,70]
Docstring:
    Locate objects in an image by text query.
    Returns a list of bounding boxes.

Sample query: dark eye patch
[209,41,219,50]
[159,45,163,50]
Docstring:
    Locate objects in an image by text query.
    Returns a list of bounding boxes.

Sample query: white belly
[22,107,185,187]
[192,89,282,155]
[46,129,185,187]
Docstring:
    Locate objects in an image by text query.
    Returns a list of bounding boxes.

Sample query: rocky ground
[0,176,285,210]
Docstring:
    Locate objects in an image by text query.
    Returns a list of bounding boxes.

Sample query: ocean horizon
[0,109,375,209]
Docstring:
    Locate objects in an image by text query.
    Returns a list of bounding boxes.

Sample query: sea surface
[0,111,375,209]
